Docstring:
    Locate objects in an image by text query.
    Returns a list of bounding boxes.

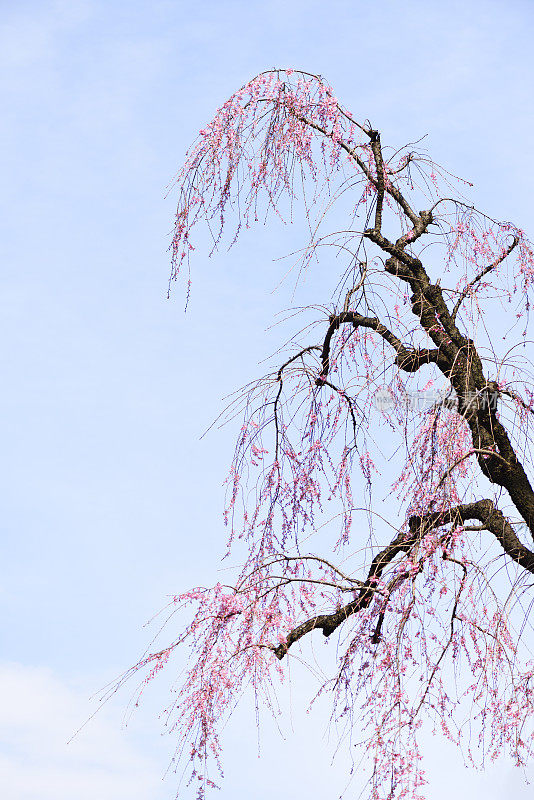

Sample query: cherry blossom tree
[118,70,534,799]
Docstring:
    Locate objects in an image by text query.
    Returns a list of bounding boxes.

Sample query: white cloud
[0,663,168,800]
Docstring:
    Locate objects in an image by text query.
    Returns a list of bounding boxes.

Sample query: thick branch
[379,246,534,535]
[370,131,385,233]
[272,524,418,659]
[316,310,444,382]
[272,500,534,659]
[411,499,534,573]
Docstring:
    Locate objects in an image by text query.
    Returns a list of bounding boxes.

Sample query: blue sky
[2,0,534,798]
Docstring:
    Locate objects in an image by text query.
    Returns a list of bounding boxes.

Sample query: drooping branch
[451,234,520,320]
[273,345,322,461]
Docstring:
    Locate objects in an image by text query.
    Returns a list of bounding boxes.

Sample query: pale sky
[2,1,534,798]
